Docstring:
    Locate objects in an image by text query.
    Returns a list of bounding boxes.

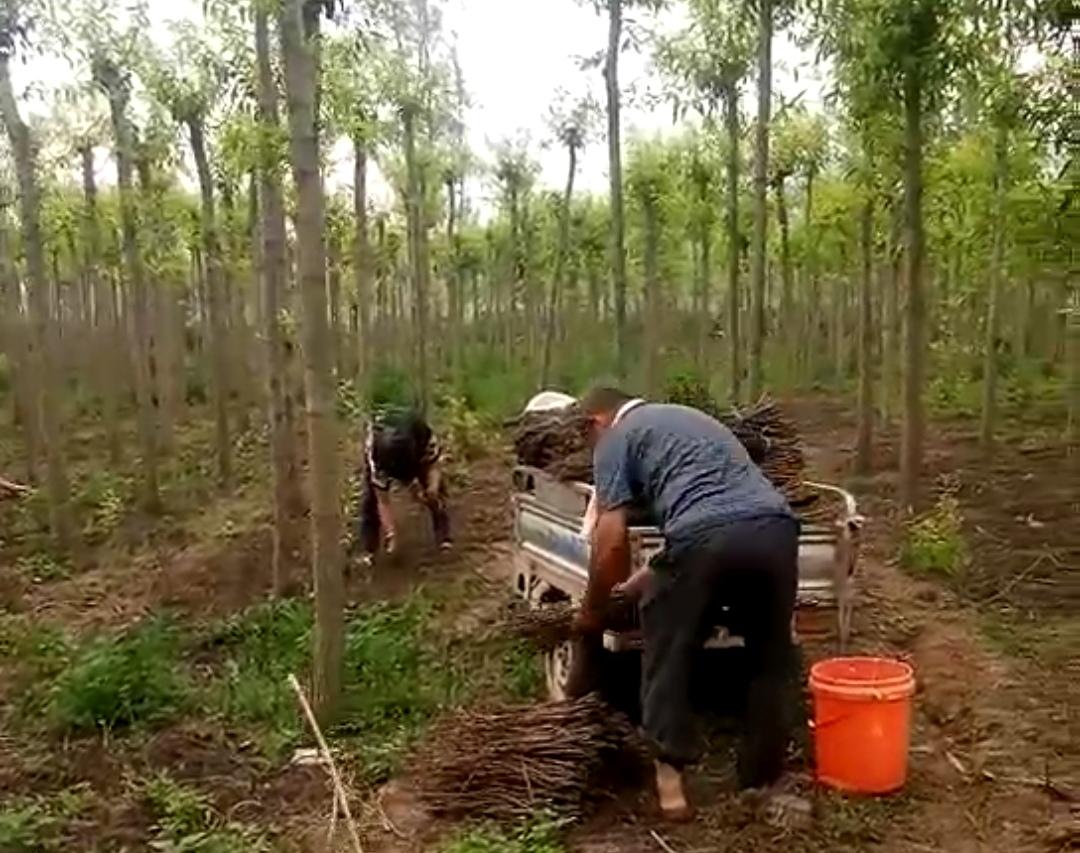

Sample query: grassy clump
[203,598,311,756]
[900,495,968,577]
[0,787,92,851]
[200,592,548,776]
[143,773,270,852]
[47,619,188,733]
[442,816,568,853]
[500,640,545,702]
[14,552,71,582]
[203,596,455,774]
[0,801,56,852]
[335,598,456,780]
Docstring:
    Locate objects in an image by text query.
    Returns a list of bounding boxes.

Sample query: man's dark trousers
[640,514,799,789]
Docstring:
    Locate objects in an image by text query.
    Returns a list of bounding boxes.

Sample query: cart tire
[545,639,576,701]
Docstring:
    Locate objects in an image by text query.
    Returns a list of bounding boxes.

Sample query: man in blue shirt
[574,385,799,820]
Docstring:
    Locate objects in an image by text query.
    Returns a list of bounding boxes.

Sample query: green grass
[334,598,457,781]
[202,596,460,775]
[0,801,57,852]
[46,619,188,733]
[500,639,545,702]
[199,591,549,777]
[816,790,911,847]
[441,815,568,853]
[0,787,93,852]
[142,773,271,852]
[14,551,71,582]
[202,598,311,756]
[980,611,1080,666]
[899,495,968,578]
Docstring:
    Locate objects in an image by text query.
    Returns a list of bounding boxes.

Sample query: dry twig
[287,673,365,853]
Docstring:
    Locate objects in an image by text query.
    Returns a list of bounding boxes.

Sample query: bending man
[358,408,451,560]
[574,385,799,819]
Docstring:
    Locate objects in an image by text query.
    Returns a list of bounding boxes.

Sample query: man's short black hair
[580,382,633,416]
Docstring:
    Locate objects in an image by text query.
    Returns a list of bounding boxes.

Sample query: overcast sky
[10,0,830,210]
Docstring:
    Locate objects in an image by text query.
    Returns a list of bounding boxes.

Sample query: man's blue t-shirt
[593,403,794,545]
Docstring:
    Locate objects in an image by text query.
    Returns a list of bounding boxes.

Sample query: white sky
[10,0,830,212]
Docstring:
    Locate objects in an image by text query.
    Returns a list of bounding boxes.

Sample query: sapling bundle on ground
[406,694,642,821]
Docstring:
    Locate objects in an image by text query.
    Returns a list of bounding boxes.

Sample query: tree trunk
[882,203,901,422]
[748,0,772,399]
[187,116,232,486]
[98,62,160,512]
[643,193,661,397]
[0,193,39,481]
[328,234,343,380]
[775,175,794,384]
[604,0,628,377]
[280,0,344,721]
[1067,289,1079,446]
[257,9,301,597]
[79,144,122,464]
[900,67,926,510]
[352,137,372,385]
[855,197,875,475]
[541,142,577,387]
[445,175,463,385]
[402,107,430,411]
[0,55,74,547]
[979,124,1009,451]
[724,87,742,403]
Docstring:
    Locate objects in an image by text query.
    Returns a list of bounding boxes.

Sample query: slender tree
[94,55,161,512]
[0,4,75,546]
[541,93,596,387]
[255,2,300,595]
[146,33,233,485]
[655,0,753,401]
[279,0,344,721]
[747,0,773,399]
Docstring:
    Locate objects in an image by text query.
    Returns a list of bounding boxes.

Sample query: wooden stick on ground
[287,673,364,853]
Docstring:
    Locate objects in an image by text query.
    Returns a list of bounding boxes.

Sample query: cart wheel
[545,639,576,702]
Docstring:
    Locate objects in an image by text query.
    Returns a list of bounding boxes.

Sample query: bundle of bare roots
[505,597,637,651]
[510,396,845,524]
[512,405,594,482]
[406,695,643,821]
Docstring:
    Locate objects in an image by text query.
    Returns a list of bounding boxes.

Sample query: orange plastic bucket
[809,656,915,794]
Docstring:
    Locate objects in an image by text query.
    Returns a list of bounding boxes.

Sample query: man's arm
[577,507,631,633]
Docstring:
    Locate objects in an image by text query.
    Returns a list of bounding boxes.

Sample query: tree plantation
[0,0,1075,849]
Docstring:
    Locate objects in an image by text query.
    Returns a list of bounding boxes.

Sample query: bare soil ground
[1,399,1076,851]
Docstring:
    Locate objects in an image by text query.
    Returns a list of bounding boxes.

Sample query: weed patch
[0,787,93,851]
[335,598,453,780]
[143,773,271,852]
[500,640,545,702]
[47,620,188,733]
[203,596,454,774]
[202,599,311,756]
[441,815,568,853]
[900,495,968,578]
[0,801,57,852]
[14,552,71,582]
